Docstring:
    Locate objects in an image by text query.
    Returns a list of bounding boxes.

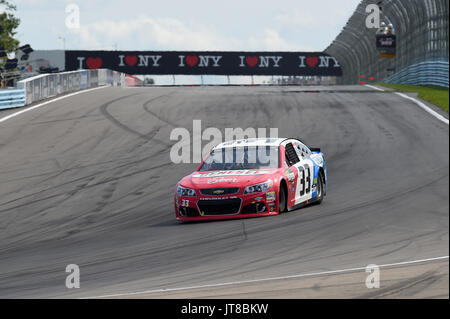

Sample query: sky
[12,0,361,52]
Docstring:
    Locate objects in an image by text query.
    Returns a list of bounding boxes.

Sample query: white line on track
[83,255,449,299]
[395,92,449,125]
[365,84,449,125]
[365,84,386,92]
[0,86,109,124]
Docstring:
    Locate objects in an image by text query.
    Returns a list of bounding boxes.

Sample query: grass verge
[376,83,449,112]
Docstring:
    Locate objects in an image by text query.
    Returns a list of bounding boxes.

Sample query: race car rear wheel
[279,185,287,213]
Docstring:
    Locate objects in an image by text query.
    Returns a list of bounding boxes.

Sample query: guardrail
[15,69,126,107]
[384,61,449,88]
[0,89,26,110]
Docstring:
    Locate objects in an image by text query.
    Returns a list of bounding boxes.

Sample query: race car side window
[299,142,311,157]
[285,143,300,166]
[294,144,305,159]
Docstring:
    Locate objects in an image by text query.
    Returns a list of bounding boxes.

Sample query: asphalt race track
[0,85,448,298]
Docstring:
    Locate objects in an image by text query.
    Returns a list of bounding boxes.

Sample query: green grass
[376,83,449,112]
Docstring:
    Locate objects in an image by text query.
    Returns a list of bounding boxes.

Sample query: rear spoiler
[310,148,321,153]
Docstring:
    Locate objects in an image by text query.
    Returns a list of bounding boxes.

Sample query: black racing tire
[315,172,324,205]
[279,185,287,213]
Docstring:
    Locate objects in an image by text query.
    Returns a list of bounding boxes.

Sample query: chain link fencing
[325,0,449,87]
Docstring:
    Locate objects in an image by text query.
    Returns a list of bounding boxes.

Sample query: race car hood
[183,169,278,189]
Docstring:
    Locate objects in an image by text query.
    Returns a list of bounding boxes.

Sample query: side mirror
[310,148,321,153]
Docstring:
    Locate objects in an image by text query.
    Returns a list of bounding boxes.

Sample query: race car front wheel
[279,185,287,213]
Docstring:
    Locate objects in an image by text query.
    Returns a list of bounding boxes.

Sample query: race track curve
[0,85,448,298]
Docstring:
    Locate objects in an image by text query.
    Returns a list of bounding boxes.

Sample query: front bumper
[175,191,279,221]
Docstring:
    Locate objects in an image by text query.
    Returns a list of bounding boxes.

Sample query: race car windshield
[199,146,280,171]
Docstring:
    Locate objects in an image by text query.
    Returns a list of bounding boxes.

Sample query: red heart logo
[186,56,199,67]
[86,57,103,69]
[125,56,138,67]
[306,56,319,68]
[246,56,259,67]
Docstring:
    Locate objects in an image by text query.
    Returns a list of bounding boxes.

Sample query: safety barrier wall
[0,89,26,110]
[16,69,126,106]
[325,0,449,87]
[384,61,449,87]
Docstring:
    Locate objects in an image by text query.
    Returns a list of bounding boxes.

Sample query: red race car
[174,138,327,221]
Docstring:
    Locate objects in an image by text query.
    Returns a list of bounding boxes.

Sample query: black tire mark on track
[99,92,173,148]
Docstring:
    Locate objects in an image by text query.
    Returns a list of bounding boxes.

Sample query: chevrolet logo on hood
[213,190,225,195]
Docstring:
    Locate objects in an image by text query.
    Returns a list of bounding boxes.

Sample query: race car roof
[214,138,286,149]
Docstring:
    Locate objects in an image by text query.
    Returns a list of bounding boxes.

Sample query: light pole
[58,37,66,50]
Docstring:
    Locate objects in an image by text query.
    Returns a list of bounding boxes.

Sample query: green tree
[0,0,20,52]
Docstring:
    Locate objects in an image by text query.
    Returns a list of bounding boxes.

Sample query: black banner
[65,51,342,76]
[3,299,442,318]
